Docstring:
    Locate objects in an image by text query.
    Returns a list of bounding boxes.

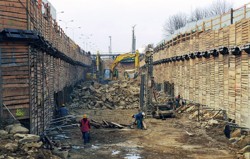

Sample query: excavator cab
[102,68,119,82]
[103,69,112,80]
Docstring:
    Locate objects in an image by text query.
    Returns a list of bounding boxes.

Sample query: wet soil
[58,109,237,159]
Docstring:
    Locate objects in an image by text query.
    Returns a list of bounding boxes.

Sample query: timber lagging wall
[147,4,250,128]
[0,0,91,134]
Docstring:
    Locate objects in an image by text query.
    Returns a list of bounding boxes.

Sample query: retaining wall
[145,5,250,128]
[0,0,92,134]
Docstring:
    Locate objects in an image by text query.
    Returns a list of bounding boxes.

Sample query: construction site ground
[60,109,237,159]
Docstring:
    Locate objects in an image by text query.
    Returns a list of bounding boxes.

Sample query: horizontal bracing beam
[147,45,250,67]
[0,28,91,68]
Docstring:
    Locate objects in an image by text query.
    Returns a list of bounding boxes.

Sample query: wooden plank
[2,70,29,76]
[2,65,29,71]
[3,83,29,88]
[4,98,29,106]
[3,87,29,97]
[3,95,29,101]
[0,0,27,7]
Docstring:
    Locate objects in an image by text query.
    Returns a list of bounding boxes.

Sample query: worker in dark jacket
[175,94,181,108]
[132,111,145,129]
[79,114,91,144]
[224,124,231,139]
[58,104,68,117]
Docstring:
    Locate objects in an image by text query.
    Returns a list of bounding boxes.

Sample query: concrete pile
[70,80,140,109]
[0,123,61,159]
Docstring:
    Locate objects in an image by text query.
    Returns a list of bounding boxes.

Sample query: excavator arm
[110,50,140,73]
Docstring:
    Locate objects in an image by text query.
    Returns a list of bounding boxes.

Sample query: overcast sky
[50,0,245,53]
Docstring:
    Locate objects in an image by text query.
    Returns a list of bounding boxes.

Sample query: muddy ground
[57,109,237,159]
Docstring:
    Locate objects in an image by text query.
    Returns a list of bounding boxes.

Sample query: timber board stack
[148,4,250,128]
[0,0,92,134]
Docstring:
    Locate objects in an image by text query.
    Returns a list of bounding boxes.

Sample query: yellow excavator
[110,50,140,80]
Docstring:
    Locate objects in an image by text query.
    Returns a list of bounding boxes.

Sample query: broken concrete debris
[0,124,61,159]
[70,80,140,109]
[14,133,40,143]
[0,130,8,135]
[4,143,18,152]
[239,145,250,154]
[178,104,250,159]
[5,123,29,134]
[244,152,250,159]
[69,80,168,112]
[207,119,219,126]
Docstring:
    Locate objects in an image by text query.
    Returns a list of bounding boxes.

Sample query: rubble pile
[177,104,250,159]
[70,80,140,109]
[0,123,60,159]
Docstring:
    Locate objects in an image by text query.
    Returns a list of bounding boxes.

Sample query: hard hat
[83,114,87,118]
[142,112,145,116]
[62,104,65,107]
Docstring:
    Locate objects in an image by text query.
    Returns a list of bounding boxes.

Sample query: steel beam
[0,48,2,125]
[140,74,145,110]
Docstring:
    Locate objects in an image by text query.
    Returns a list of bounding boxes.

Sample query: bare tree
[164,13,187,35]
[209,0,233,16]
[189,8,210,22]
[163,0,232,36]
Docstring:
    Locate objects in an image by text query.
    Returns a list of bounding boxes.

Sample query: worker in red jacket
[79,114,91,144]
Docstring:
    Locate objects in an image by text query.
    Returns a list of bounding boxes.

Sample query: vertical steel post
[144,49,153,116]
[231,8,234,24]
[0,48,3,125]
[42,52,45,132]
[244,5,247,19]
[28,46,32,133]
[96,52,100,81]
[132,25,136,53]
[26,0,30,30]
[139,74,145,110]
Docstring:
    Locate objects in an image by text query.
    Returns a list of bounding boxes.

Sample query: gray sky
[50,0,245,53]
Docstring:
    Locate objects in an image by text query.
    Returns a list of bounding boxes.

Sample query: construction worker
[175,94,181,108]
[132,110,145,129]
[79,114,91,145]
[224,124,231,139]
[58,104,68,117]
